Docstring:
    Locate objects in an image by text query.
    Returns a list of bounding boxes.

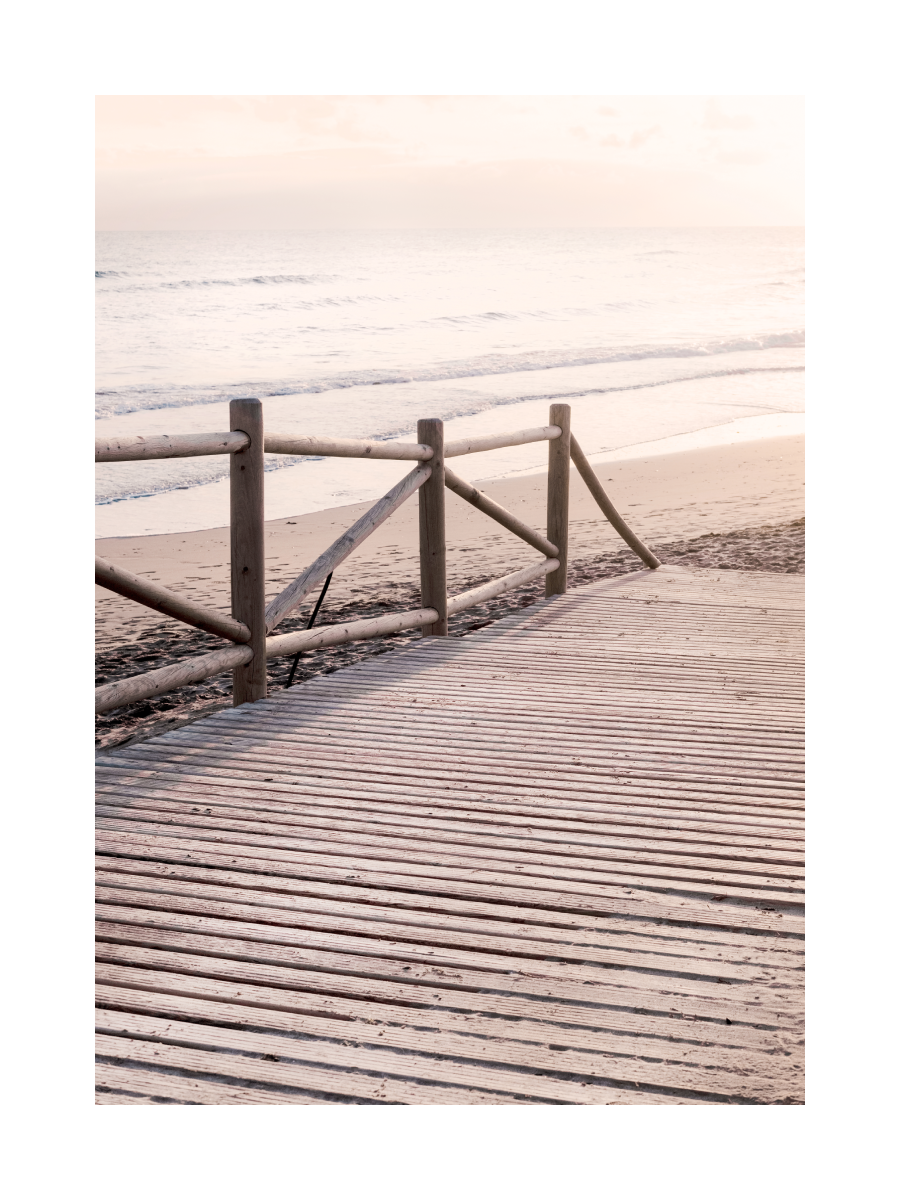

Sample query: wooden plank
[192,693,804,748]
[97,895,805,1006]
[94,881,802,986]
[96,793,804,876]
[96,966,797,1068]
[136,710,806,779]
[95,988,800,1102]
[96,815,804,904]
[95,799,805,887]
[105,740,805,804]
[101,718,804,774]
[96,1033,535,1105]
[94,856,803,951]
[95,917,800,1024]
[229,398,266,705]
[264,434,432,460]
[95,942,798,1052]
[96,431,248,462]
[96,1062,343,1104]
[546,403,571,596]
[121,715,811,782]
[95,556,251,643]
[94,865,804,964]
[96,564,804,1104]
[95,783,805,862]
[95,836,804,933]
[264,464,431,632]
[99,757,806,828]
[149,710,806,768]
[96,1006,787,1103]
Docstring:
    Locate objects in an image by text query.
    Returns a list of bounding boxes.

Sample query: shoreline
[96,434,804,749]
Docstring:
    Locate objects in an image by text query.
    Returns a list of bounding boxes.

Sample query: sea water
[95,228,804,536]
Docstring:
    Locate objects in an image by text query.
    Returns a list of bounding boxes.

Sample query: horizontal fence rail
[95,404,660,715]
[97,432,432,463]
[263,435,433,461]
[96,425,562,465]
[443,425,560,458]
[96,432,250,462]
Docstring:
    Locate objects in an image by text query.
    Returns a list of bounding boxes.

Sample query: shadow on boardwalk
[96,564,804,1105]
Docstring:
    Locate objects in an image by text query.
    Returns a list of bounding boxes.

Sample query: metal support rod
[417,418,448,636]
[229,398,267,705]
[545,403,571,597]
[285,572,333,688]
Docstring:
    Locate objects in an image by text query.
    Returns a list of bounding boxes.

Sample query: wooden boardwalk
[96,565,804,1105]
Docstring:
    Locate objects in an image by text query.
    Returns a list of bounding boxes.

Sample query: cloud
[704,99,755,130]
[95,96,803,228]
[717,151,767,165]
[629,126,661,149]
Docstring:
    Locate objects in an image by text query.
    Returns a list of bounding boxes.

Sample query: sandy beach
[96,433,803,748]
[97,434,803,647]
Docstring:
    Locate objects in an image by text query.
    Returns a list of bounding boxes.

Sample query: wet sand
[96,434,804,749]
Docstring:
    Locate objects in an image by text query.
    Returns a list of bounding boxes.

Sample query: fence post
[230,398,267,704]
[417,417,448,636]
[546,402,571,597]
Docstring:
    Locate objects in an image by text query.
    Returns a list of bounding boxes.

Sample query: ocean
[95,228,804,537]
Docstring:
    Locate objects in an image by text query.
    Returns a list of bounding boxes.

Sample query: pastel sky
[96,96,803,229]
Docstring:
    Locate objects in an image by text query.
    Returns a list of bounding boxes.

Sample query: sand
[97,434,804,649]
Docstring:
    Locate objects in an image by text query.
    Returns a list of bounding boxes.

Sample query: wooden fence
[95,399,660,714]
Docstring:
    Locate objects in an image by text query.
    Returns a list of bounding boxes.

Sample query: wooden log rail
[569,436,661,569]
[95,404,660,714]
[96,559,559,713]
[95,557,250,643]
[264,464,433,633]
[95,426,562,464]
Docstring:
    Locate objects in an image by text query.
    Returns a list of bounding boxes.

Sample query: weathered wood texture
[230,399,267,705]
[95,643,253,714]
[266,606,440,659]
[446,558,558,615]
[444,468,558,557]
[96,566,804,1105]
[265,464,432,633]
[546,403,571,597]
[95,556,251,643]
[418,419,447,637]
[444,425,560,458]
[94,563,559,711]
[264,434,432,460]
[96,432,249,462]
[570,436,661,569]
